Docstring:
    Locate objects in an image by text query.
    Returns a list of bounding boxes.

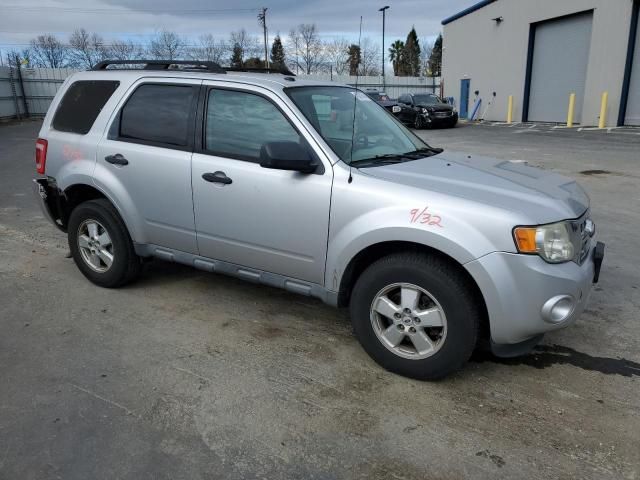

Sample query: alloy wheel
[369,282,447,360]
[77,219,114,273]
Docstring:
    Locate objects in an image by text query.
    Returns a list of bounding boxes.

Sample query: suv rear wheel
[68,199,141,288]
[350,253,479,380]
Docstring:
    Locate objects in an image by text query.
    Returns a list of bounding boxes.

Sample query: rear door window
[52,80,120,134]
[118,84,197,148]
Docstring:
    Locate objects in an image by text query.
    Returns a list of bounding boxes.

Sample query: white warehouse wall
[442,0,634,126]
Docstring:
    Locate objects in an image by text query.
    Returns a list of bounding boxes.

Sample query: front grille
[433,111,451,118]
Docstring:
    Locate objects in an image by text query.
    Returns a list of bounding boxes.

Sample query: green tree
[270,35,286,69]
[347,44,361,76]
[428,33,443,77]
[388,40,404,76]
[230,43,243,68]
[403,27,421,76]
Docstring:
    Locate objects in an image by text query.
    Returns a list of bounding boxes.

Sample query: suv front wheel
[350,253,480,380]
[68,199,141,288]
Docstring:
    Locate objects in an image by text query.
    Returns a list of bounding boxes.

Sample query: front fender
[324,164,525,293]
[325,205,498,291]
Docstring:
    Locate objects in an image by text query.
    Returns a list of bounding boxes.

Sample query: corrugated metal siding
[0,69,439,119]
[0,67,78,119]
[528,12,593,123]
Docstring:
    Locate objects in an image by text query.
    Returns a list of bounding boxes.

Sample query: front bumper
[465,240,604,349]
[422,112,458,126]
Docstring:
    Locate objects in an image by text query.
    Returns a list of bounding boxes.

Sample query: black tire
[349,253,480,380]
[67,198,141,288]
[413,114,424,129]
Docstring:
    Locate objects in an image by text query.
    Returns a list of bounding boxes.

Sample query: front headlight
[513,221,575,263]
[421,108,429,114]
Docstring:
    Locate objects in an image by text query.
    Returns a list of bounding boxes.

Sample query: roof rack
[92,60,227,73]
[225,66,295,76]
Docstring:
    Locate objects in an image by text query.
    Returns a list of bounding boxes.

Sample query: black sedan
[395,93,458,129]
[364,91,402,115]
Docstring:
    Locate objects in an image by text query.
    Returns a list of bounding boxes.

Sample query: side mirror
[259,141,318,174]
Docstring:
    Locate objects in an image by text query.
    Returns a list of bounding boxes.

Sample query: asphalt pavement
[0,119,638,479]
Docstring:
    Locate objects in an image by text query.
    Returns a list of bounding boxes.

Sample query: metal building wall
[441,0,634,126]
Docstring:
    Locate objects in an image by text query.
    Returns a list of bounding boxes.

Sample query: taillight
[35,138,48,174]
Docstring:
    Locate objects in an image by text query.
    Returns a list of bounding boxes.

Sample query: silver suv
[34,60,604,379]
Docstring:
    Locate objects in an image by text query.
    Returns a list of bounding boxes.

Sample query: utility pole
[379,6,390,86]
[258,7,269,68]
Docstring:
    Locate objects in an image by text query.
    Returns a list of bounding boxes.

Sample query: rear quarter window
[52,80,120,134]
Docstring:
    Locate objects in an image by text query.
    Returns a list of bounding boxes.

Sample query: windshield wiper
[411,146,444,155]
[351,147,443,167]
[350,154,408,167]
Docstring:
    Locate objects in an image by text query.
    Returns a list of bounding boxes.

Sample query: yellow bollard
[598,91,608,129]
[507,95,514,124]
[567,93,576,127]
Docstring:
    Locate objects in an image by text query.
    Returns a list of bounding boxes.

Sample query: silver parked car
[34,60,604,380]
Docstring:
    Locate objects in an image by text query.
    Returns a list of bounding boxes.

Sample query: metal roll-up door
[528,12,593,123]
[625,12,640,125]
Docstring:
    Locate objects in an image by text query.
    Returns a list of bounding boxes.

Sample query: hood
[416,103,453,112]
[359,151,589,224]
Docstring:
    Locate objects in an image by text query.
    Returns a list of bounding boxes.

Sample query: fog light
[541,295,575,324]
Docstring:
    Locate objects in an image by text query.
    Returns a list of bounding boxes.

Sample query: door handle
[202,171,232,185]
[105,154,129,166]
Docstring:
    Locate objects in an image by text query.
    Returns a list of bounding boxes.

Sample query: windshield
[413,94,442,105]
[366,92,390,101]
[286,86,437,165]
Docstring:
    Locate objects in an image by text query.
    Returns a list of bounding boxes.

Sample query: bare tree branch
[228,29,260,65]
[68,29,108,68]
[323,37,349,75]
[149,30,185,60]
[28,34,67,68]
[109,40,143,61]
[288,24,323,75]
[187,34,228,64]
[358,37,380,76]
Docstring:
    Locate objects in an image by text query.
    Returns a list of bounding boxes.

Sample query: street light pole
[379,6,390,86]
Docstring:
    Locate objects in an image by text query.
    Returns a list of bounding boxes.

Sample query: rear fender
[88,162,148,244]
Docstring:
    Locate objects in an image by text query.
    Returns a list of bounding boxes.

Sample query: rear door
[191,83,333,284]
[95,78,201,253]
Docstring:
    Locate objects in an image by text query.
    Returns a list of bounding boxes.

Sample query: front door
[398,94,414,124]
[191,84,332,284]
[95,79,201,253]
[459,79,470,119]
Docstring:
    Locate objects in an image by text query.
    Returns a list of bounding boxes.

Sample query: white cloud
[0,0,471,50]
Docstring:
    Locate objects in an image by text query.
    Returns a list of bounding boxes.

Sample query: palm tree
[389,40,405,76]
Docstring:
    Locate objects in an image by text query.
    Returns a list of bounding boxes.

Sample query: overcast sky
[0,0,472,50]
